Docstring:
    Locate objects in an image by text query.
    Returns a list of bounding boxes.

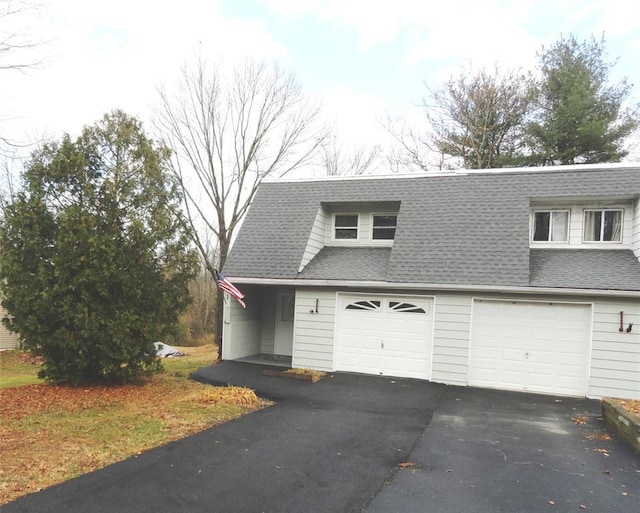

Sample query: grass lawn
[0,345,269,506]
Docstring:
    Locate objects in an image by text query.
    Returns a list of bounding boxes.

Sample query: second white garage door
[469,299,592,396]
[334,294,434,379]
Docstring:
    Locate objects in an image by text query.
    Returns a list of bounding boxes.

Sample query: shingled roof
[223,164,640,292]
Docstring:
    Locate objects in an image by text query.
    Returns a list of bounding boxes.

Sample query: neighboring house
[220,163,640,400]
[0,304,19,350]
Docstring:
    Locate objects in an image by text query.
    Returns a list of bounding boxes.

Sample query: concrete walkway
[4,362,639,513]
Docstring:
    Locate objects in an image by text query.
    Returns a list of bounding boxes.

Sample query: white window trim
[370,212,398,243]
[531,209,570,244]
[332,212,360,242]
[582,208,623,244]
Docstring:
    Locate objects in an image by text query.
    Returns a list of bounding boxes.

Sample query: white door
[275,291,295,356]
[469,299,591,396]
[334,294,433,379]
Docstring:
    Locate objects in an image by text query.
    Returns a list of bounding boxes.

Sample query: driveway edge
[602,398,640,453]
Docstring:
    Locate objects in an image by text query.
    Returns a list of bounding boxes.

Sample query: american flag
[215,270,246,308]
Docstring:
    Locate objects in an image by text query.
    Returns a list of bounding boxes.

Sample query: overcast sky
[3,0,640,161]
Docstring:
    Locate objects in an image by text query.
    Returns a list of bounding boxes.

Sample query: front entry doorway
[275,290,295,356]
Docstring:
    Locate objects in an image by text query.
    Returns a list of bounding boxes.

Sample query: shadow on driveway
[4,361,639,513]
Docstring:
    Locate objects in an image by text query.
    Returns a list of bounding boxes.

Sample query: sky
[2,0,640,164]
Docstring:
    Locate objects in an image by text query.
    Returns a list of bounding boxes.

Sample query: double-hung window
[583,209,622,242]
[371,214,397,240]
[333,214,359,240]
[532,210,569,242]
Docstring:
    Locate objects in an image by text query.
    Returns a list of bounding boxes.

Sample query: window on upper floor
[583,209,622,242]
[371,214,397,240]
[333,214,359,240]
[532,210,569,242]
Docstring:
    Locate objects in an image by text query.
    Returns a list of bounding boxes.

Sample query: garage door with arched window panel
[334,294,434,379]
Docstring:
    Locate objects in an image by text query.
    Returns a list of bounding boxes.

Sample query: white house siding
[632,198,640,259]
[299,207,327,272]
[590,299,640,400]
[223,285,640,399]
[0,329,18,350]
[221,285,262,360]
[292,288,336,371]
[0,305,19,350]
[431,293,471,386]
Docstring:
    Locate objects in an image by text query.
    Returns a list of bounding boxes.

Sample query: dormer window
[532,210,569,242]
[583,209,622,242]
[372,214,397,240]
[333,214,359,240]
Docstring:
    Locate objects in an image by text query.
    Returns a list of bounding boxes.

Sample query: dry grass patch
[0,345,269,505]
[263,367,327,383]
[282,367,327,382]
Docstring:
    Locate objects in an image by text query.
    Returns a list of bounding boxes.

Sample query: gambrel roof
[223,164,640,292]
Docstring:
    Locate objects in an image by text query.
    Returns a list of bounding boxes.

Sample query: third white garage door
[334,294,434,379]
[469,299,592,396]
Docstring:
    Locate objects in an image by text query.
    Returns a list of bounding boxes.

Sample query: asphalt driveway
[3,362,639,513]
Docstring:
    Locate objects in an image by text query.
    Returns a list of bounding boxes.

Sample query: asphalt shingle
[223,165,640,291]
[529,249,640,290]
[297,247,392,281]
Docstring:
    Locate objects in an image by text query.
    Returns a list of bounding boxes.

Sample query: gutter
[225,277,640,299]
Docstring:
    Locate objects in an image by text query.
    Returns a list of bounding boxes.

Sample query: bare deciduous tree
[155,58,328,351]
[382,112,444,172]
[425,65,536,169]
[384,66,535,171]
[319,137,381,176]
[0,0,42,72]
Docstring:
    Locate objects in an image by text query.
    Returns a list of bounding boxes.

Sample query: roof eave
[225,277,640,298]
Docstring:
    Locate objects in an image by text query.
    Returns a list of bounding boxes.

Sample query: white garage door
[469,299,591,396]
[334,294,433,379]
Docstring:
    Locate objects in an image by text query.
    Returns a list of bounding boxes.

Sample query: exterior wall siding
[224,284,640,400]
[299,207,327,272]
[222,285,261,360]
[0,331,19,350]
[0,305,19,350]
[632,198,640,259]
[292,288,336,371]
[431,293,472,386]
[590,299,640,400]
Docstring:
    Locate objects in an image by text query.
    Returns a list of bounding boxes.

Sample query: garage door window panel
[345,300,381,311]
[389,301,426,313]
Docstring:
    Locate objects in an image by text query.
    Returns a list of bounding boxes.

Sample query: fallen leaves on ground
[585,432,613,441]
[0,365,267,505]
[614,399,640,418]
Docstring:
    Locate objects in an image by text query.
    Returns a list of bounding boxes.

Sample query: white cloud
[321,84,388,147]
[2,0,290,146]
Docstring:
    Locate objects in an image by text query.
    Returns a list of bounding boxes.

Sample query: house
[220,163,640,400]
[0,304,19,350]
